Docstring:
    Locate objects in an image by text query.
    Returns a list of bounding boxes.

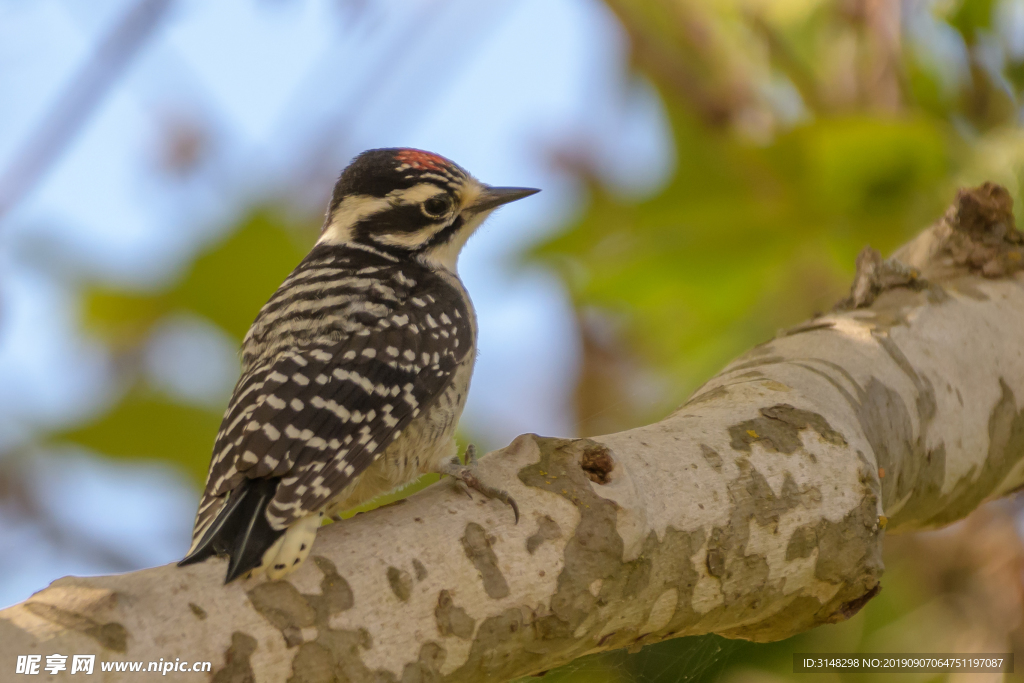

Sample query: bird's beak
[468,186,540,213]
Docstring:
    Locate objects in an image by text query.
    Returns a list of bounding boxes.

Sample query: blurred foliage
[84,211,312,345]
[532,0,1024,432]
[58,391,223,484]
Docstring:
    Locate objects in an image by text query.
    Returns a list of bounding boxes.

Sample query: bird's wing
[186,291,471,550]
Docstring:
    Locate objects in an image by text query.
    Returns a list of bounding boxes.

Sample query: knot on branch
[580,444,615,484]
[945,182,1024,277]
[954,182,1016,240]
[838,247,922,310]
[841,182,1024,309]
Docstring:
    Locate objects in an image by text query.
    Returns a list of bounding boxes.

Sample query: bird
[178,148,537,583]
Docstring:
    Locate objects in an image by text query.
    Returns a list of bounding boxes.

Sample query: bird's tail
[178,477,285,583]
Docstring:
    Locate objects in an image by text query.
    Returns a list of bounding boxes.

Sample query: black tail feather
[178,478,286,583]
[177,483,255,567]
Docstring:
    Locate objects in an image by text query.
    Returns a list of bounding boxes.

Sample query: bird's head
[319,148,538,270]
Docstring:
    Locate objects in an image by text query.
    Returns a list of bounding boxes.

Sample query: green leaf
[79,209,316,346]
[81,289,172,349]
[800,116,948,217]
[168,211,314,341]
[948,0,995,42]
[52,389,223,484]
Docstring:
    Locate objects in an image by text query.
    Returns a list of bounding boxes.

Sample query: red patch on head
[395,149,448,172]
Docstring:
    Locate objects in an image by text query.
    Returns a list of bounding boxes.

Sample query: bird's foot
[437,445,519,523]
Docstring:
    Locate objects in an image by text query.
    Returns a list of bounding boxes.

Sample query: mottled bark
[3,183,1024,681]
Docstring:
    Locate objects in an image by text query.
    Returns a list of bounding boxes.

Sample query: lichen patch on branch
[213,632,257,683]
[387,567,413,603]
[510,439,707,659]
[23,602,128,653]
[905,379,1024,528]
[435,590,475,640]
[728,404,847,454]
[460,523,510,600]
[526,516,563,554]
[237,556,394,682]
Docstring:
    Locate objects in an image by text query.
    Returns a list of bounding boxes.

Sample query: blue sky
[0,0,670,607]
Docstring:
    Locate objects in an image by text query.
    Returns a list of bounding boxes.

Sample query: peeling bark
[4,184,1024,681]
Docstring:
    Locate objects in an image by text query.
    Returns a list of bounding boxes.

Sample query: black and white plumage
[179,148,537,582]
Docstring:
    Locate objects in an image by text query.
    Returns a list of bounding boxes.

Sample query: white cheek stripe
[372,224,448,248]
[320,194,391,245]
[387,183,448,204]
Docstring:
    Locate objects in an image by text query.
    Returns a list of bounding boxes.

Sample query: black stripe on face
[357,204,436,234]
[350,200,461,255]
[422,214,465,250]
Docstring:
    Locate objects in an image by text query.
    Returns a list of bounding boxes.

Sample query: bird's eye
[422,196,452,218]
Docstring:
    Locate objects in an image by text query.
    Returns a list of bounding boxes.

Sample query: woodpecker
[179,148,537,583]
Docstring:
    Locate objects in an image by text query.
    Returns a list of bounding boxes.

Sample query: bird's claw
[439,449,519,524]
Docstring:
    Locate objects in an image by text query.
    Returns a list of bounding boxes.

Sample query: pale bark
[4,184,1024,682]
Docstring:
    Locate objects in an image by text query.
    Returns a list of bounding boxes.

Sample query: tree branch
[3,184,1024,681]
